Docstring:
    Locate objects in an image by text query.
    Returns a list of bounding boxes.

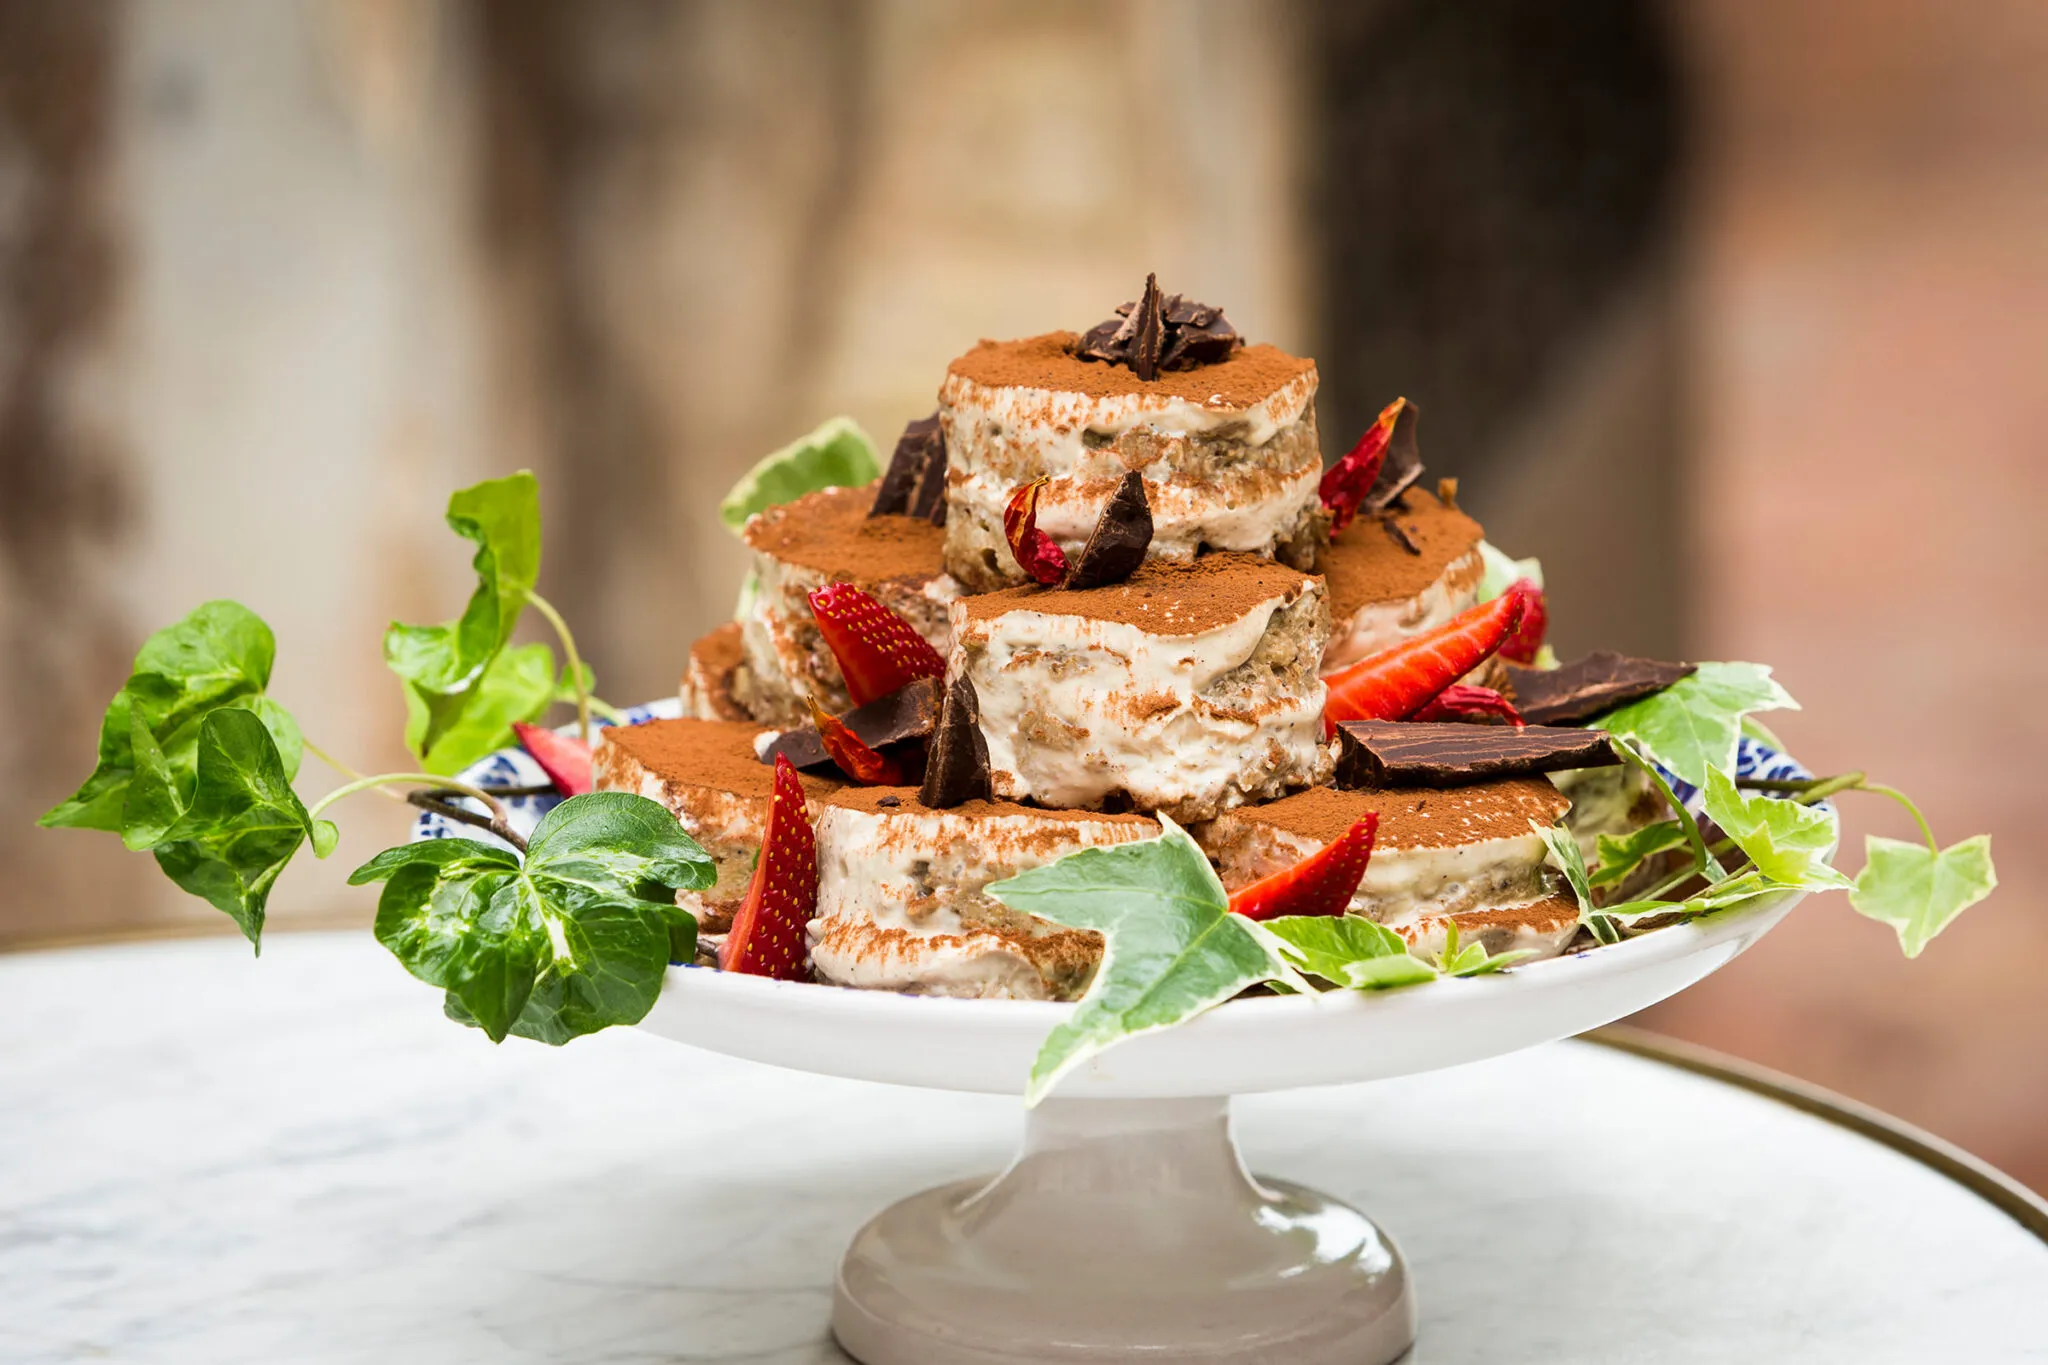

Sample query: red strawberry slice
[1321,590,1527,737]
[1318,397,1405,534]
[1498,579,1548,665]
[804,697,905,786]
[806,582,947,707]
[511,722,594,796]
[719,754,818,980]
[1230,813,1379,921]
[1411,683,1526,726]
[1002,478,1071,586]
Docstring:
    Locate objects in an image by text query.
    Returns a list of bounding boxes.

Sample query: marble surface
[5,933,2047,1365]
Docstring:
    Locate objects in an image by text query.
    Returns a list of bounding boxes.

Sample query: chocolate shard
[870,412,948,525]
[1376,513,1421,556]
[1334,719,1618,789]
[919,675,992,808]
[1062,470,1153,589]
[1077,273,1243,377]
[1505,652,1697,728]
[1362,399,1422,513]
[760,676,943,771]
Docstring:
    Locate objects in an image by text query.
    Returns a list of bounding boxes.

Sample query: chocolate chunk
[1505,652,1697,728]
[1363,399,1422,513]
[876,795,901,808]
[1334,719,1618,789]
[870,412,948,525]
[919,675,992,808]
[1376,514,1421,556]
[1062,470,1153,589]
[1077,273,1243,377]
[760,677,943,771]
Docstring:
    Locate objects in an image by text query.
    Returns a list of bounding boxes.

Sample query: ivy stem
[1862,781,1939,853]
[525,591,591,746]
[1615,739,1723,882]
[308,771,514,829]
[303,738,406,803]
[405,791,529,852]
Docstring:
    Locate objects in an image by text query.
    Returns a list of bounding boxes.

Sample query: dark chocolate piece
[870,412,948,524]
[1505,652,1697,728]
[876,795,901,808]
[1062,470,1153,589]
[1376,514,1421,556]
[759,677,943,771]
[1334,719,1618,789]
[1362,399,1422,513]
[1077,273,1242,377]
[919,675,992,808]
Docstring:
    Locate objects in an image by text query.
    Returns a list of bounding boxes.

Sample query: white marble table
[5,932,2047,1364]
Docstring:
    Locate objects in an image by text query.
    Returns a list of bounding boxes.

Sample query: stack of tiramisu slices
[602,274,1690,997]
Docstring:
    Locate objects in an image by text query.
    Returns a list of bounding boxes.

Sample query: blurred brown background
[3,1,2043,1184]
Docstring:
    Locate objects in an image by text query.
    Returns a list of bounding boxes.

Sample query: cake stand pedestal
[832,1095,1412,1365]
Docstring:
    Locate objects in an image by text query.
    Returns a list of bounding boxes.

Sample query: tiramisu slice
[939,331,1322,590]
[593,718,841,934]
[1319,487,1486,673]
[949,553,1332,821]
[679,622,752,722]
[1193,781,1581,961]
[807,787,1156,1000]
[738,481,959,723]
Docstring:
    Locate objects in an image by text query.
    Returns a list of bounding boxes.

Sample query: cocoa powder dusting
[601,719,842,801]
[743,481,947,584]
[947,332,1314,408]
[1232,779,1569,851]
[961,553,1314,635]
[1319,489,1484,615]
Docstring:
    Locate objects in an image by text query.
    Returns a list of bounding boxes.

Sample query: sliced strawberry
[1230,813,1379,921]
[719,754,818,980]
[1002,478,1070,586]
[1321,590,1527,737]
[511,722,594,796]
[1411,683,1526,726]
[804,697,905,785]
[806,582,947,707]
[1319,397,1406,534]
[1498,579,1548,665]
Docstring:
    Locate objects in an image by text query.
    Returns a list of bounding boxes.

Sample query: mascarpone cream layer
[1321,547,1486,673]
[1394,895,1582,963]
[808,801,1153,999]
[939,367,1322,589]
[951,586,1332,822]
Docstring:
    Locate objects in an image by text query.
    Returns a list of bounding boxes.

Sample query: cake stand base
[832,1096,1415,1364]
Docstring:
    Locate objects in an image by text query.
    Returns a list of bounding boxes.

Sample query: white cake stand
[638,888,1805,1364]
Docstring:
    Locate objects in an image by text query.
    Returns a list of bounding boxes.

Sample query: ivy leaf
[1589,820,1688,888]
[41,601,300,834]
[1263,914,1437,990]
[405,641,560,776]
[986,817,1306,1105]
[1592,661,1797,788]
[1434,919,1536,977]
[148,707,324,948]
[1849,835,1996,958]
[1700,767,1849,890]
[351,792,715,1043]
[384,473,543,764]
[1536,820,1618,944]
[717,417,879,532]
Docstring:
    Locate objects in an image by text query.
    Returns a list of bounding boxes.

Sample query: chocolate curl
[1129,272,1164,381]
[1062,470,1153,590]
[919,675,992,808]
[870,412,948,524]
[1003,478,1070,585]
[1320,397,1423,534]
[1411,684,1526,727]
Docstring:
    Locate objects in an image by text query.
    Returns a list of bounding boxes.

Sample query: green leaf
[407,641,561,775]
[1263,915,1436,989]
[384,472,543,763]
[718,417,880,532]
[42,601,296,833]
[1591,661,1797,788]
[150,708,319,948]
[1590,820,1687,888]
[351,793,714,1043]
[986,818,1305,1106]
[1700,766,1848,890]
[1475,541,1544,600]
[1849,834,1996,958]
[1537,820,1618,944]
